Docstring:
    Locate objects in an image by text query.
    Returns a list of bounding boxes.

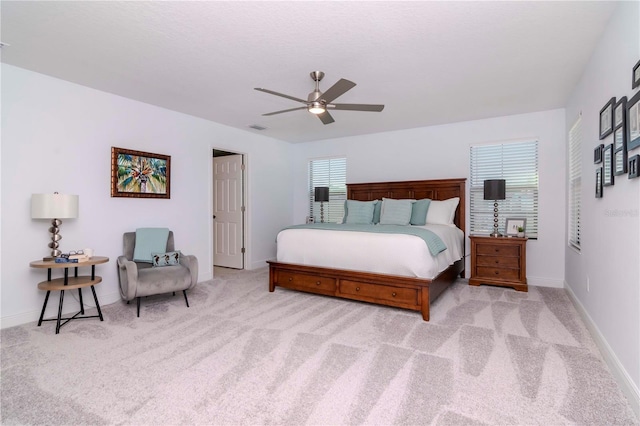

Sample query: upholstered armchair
[117,231,198,317]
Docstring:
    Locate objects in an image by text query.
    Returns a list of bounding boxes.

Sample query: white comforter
[276,224,464,279]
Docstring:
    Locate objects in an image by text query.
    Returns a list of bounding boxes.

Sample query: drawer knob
[288,277,293,281]
[495,271,499,275]
[355,287,360,291]
[392,292,397,297]
[315,281,321,286]
[495,260,499,264]
[495,249,499,253]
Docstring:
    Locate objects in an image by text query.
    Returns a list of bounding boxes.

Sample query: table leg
[90,285,104,321]
[78,288,85,314]
[56,290,65,334]
[38,291,51,326]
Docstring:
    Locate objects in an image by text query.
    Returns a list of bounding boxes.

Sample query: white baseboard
[564,282,640,419]
[527,276,564,288]
[248,259,270,270]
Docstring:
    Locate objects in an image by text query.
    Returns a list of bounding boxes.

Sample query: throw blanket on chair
[133,228,170,262]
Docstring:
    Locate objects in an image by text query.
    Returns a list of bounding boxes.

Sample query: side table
[29,256,109,334]
[468,235,527,291]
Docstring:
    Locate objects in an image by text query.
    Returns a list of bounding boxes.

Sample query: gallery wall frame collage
[594,59,640,198]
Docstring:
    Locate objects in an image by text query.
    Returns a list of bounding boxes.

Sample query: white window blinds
[568,117,582,250]
[308,157,346,223]
[470,140,539,237]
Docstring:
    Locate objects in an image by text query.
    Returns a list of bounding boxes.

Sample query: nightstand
[469,235,527,291]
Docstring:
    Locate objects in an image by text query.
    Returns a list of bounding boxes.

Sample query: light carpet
[1,266,637,425]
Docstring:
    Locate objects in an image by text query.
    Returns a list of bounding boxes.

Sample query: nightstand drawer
[476,244,520,257]
[476,266,520,281]
[476,255,520,268]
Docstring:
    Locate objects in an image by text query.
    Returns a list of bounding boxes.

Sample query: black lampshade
[314,186,329,202]
[484,179,506,200]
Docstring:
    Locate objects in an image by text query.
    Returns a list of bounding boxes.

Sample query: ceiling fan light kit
[255,71,384,124]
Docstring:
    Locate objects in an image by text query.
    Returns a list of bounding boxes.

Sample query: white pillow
[379,198,414,225]
[426,197,459,226]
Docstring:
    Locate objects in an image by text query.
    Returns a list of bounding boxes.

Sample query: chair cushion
[135,265,192,297]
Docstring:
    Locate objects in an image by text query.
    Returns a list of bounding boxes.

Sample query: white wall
[564,1,639,414]
[291,109,567,287]
[1,64,292,327]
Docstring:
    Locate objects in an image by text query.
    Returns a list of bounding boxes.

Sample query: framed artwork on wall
[595,167,603,198]
[629,154,639,179]
[603,144,614,186]
[599,97,615,140]
[627,90,640,151]
[594,144,604,163]
[633,59,640,90]
[111,147,171,199]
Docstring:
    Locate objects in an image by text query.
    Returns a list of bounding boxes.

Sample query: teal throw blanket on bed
[282,223,447,256]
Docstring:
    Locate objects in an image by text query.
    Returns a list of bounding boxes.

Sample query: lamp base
[489,232,502,238]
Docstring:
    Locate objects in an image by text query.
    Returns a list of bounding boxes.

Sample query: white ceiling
[1,1,615,144]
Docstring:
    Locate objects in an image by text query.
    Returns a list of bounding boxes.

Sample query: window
[309,157,346,223]
[568,117,582,250]
[470,140,539,237]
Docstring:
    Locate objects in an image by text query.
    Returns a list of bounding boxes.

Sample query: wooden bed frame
[268,178,466,321]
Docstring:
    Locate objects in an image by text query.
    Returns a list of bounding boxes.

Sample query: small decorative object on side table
[29,256,109,334]
[469,235,527,292]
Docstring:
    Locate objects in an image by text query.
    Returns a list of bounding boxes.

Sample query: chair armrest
[117,255,139,301]
[180,254,199,289]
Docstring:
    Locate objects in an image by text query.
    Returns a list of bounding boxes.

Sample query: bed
[268,178,466,321]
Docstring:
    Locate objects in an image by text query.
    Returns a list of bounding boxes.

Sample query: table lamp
[31,193,79,260]
[314,186,329,223]
[483,179,506,237]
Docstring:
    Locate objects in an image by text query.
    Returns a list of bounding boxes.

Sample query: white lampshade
[31,193,79,219]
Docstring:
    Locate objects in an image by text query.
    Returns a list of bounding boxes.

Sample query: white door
[213,154,244,269]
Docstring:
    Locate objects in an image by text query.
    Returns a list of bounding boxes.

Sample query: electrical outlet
[586,275,590,292]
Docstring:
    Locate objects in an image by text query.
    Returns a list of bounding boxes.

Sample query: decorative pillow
[379,198,414,225]
[344,200,377,224]
[151,250,181,267]
[373,201,382,224]
[410,198,431,226]
[426,197,460,226]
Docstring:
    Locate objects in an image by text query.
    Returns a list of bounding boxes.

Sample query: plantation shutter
[308,157,346,223]
[568,117,582,250]
[470,141,539,237]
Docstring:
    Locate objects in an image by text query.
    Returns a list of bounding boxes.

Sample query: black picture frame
[594,144,604,163]
[629,154,639,179]
[599,97,615,140]
[614,145,627,175]
[603,144,614,186]
[595,167,603,198]
[633,59,640,90]
[627,90,640,151]
[614,96,627,130]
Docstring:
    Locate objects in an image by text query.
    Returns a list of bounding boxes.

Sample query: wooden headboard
[346,178,466,234]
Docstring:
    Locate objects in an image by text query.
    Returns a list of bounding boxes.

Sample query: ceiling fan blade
[254,88,308,104]
[320,78,356,103]
[262,106,308,116]
[330,103,385,112]
[317,111,335,125]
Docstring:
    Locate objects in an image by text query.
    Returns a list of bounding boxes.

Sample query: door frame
[212,148,247,270]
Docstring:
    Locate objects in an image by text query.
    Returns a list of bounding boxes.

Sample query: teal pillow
[379,198,414,225]
[152,251,181,267]
[345,200,377,224]
[410,199,431,225]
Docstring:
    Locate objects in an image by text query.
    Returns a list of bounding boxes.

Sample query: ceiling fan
[255,71,385,125]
